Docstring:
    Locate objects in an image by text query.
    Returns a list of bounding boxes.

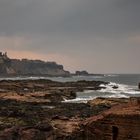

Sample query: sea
[0,74,140,103]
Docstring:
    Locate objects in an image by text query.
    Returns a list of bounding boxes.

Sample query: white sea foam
[0,76,140,103]
[63,82,140,103]
[99,82,140,95]
[104,74,118,77]
[62,98,90,103]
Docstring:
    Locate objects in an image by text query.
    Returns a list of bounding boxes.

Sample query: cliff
[0,52,70,76]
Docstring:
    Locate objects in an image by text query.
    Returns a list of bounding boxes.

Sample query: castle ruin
[0,52,8,64]
[0,52,7,57]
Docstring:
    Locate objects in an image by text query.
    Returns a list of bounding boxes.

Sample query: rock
[35,121,53,131]
[88,97,129,108]
[83,98,140,140]
[0,79,108,102]
[52,115,69,120]
[138,83,140,89]
[112,85,118,89]
[0,77,140,140]
[75,70,89,76]
[20,128,46,140]
[130,97,140,106]
[0,126,19,140]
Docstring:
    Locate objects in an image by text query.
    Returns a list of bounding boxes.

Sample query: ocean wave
[0,76,44,81]
[99,82,140,95]
[104,74,118,77]
[63,82,140,103]
[63,93,129,103]
[62,97,90,103]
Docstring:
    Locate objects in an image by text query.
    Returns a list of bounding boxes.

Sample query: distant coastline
[0,51,104,77]
[0,52,70,77]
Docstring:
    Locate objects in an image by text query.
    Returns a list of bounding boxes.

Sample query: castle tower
[0,52,2,56]
[3,52,7,56]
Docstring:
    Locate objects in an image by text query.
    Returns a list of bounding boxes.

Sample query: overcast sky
[0,0,140,73]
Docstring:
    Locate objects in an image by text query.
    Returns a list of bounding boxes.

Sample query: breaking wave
[99,82,140,95]
[63,82,140,103]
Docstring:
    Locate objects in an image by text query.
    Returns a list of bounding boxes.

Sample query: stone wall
[84,115,140,140]
[83,98,140,140]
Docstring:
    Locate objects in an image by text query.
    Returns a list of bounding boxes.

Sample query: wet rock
[112,85,118,89]
[0,79,108,102]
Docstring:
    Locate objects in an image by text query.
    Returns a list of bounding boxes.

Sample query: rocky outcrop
[0,119,84,140]
[74,71,104,77]
[0,97,109,140]
[75,70,89,76]
[0,52,70,76]
[0,79,108,102]
[0,78,139,140]
[0,97,139,140]
[0,79,111,140]
[83,98,140,140]
[88,97,129,108]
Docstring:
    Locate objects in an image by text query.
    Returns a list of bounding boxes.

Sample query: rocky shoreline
[0,79,108,102]
[0,79,139,139]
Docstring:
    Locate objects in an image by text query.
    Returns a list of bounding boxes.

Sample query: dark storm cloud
[0,0,140,73]
[0,0,140,35]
